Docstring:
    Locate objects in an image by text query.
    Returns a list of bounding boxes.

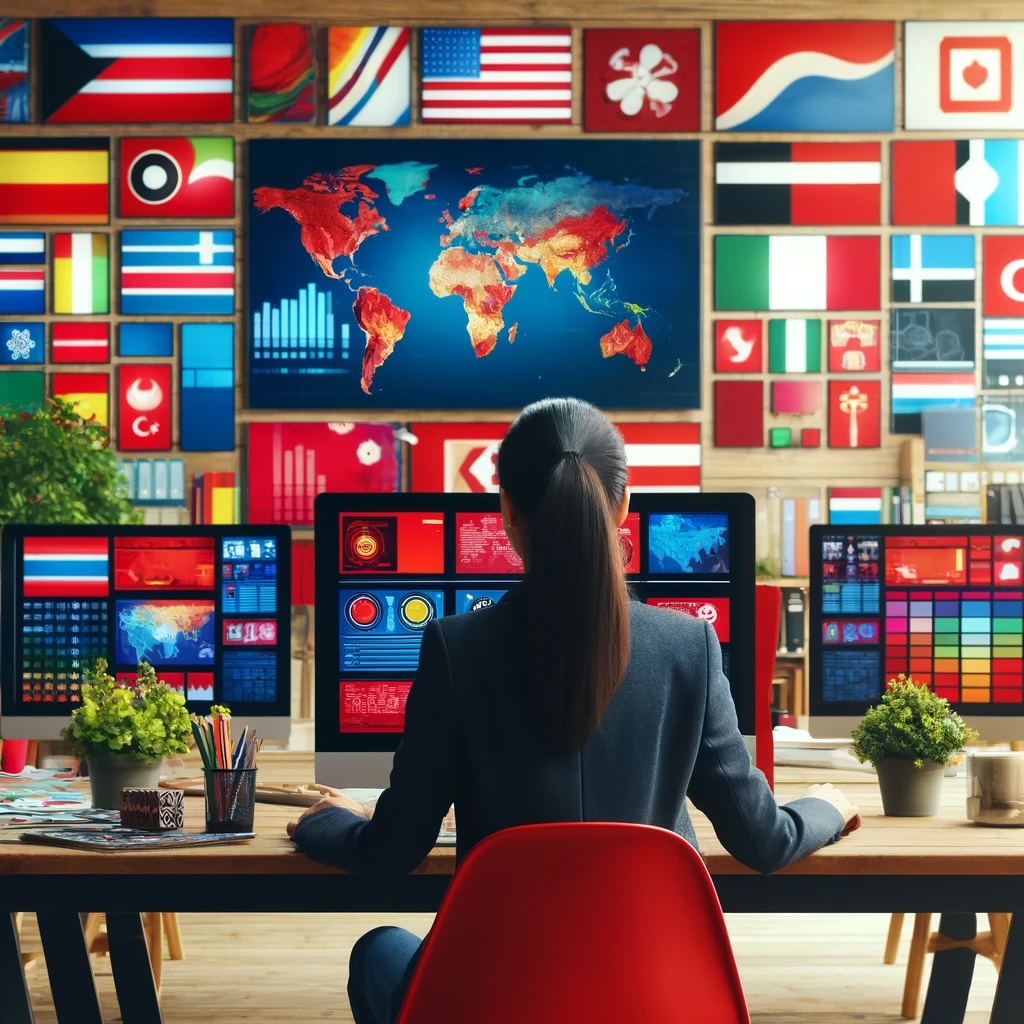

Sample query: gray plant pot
[87,755,162,810]
[875,757,945,816]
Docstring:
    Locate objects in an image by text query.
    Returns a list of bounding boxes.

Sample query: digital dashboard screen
[1,526,291,719]
[810,526,1024,717]
[316,493,756,752]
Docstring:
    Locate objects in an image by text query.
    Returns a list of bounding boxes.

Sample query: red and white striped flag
[51,322,109,363]
[420,27,572,123]
[620,424,701,492]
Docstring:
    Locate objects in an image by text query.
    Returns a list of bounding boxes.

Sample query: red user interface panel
[316,493,757,752]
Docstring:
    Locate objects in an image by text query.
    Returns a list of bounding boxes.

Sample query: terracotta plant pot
[86,755,162,810]
[875,757,945,817]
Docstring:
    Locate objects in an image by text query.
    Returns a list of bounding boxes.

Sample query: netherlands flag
[421,27,572,123]
[41,18,234,124]
[0,268,44,314]
[120,229,235,315]
[23,536,109,597]
[828,487,883,525]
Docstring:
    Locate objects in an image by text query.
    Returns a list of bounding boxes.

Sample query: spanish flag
[0,139,108,225]
[53,233,109,315]
[52,371,109,427]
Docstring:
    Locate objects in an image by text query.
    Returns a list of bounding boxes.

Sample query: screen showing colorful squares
[0,527,290,716]
[810,526,1024,716]
[320,500,750,742]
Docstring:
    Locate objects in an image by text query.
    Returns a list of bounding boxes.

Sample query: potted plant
[851,674,979,816]
[61,658,193,809]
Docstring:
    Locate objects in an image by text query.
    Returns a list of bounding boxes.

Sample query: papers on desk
[772,727,874,772]
[19,828,256,851]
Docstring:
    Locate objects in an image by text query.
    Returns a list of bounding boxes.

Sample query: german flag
[0,138,108,225]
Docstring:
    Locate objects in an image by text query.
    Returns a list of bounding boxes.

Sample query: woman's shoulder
[629,598,712,649]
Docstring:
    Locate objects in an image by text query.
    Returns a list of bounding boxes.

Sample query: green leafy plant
[851,674,979,769]
[61,658,193,763]
[0,397,140,525]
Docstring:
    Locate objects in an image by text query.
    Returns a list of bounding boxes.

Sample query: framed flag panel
[713,381,763,447]
[583,29,699,132]
[0,139,109,226]
[1,322,43,364]
[891,234,975,303]
[52,322,109,364]
[715,142,882,225]
[828,319,881,372]
[420,27,572,124]
[246,23,315,124]
[983,319,1024,389]
[767,320,821,373]
[714,320,762,373]
[904,22,1024,131]
[246,421,401,526]
[0,370,43,411]
[0,19,29,123]
[40,18,233,123]
[772,381,820,415]
[52,233,109,315]
[119,322,173,357]
[715,21,895,132]
[327,27,411,127]
[891,371,976,435]
[117,364,171,451]
[890,308,975,372]
[828,487,883,524]
[120,229,235,316]
[715,235,880,311]
[180,324,234,451]
[984,236,1024,317]
[828,380,881,448]
[248,138,700,410]
[52,371,108,427]
[119,138,234,218]
[0,267,44,314]
[0,232,43,264]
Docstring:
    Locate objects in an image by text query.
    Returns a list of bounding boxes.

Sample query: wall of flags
[1,4,1022,553]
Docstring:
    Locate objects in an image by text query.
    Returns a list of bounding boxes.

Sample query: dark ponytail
[497,398,630,755]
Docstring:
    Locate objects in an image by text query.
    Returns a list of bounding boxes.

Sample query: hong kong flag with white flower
[584,29,699,132]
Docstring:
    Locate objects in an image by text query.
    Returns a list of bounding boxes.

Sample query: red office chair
[754,584,782,790]
[396,822,750,1024]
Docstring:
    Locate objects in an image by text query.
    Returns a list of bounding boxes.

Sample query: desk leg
[989,914,1024,1024]
[919,912,977,1024]
[36,913,103,1024]
[1,913,34,1024]
[105,913,163,1024]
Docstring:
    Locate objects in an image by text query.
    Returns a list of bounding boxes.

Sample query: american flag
[420,27,572,123]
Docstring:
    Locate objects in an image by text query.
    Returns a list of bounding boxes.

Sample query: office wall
[5,0,1016,538]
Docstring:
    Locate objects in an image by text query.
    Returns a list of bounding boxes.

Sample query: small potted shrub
[61,658,193,809]
[851,674,979,816]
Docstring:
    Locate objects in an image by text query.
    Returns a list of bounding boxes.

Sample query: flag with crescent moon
[118,363,171,451]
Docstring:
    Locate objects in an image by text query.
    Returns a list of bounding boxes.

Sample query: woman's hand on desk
[286,786,371,839]
[801,783,861,835]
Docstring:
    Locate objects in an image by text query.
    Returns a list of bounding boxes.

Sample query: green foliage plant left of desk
[0,397,140,525]
[62,659,193,809]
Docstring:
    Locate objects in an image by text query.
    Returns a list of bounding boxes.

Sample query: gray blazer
[293,596,845,875]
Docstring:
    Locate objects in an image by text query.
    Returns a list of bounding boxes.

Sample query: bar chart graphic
[250,281,349,369]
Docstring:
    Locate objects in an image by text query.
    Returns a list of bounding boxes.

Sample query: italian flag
[53,233,109,315]
[768,319,821,372]
[715,235,880,311]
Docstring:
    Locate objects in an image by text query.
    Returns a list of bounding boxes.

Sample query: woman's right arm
[686,621,855,874]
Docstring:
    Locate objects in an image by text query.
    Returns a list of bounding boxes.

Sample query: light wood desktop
[3,767,1023,1024]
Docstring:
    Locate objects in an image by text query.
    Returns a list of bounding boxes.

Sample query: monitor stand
[315,751,395,790]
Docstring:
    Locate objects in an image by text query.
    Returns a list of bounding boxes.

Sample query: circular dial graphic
[345,594,381,630]
[470,596,496,612]
[128,150,183,205]
[346,524,386,567]
[398,594,435,630]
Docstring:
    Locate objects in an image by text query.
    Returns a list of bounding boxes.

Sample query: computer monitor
[808,524,1024,741]
[0,525,292,741]
[314,492,756,788]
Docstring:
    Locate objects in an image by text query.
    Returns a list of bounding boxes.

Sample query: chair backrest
[397,822,750,1024]
[754,583,782,790]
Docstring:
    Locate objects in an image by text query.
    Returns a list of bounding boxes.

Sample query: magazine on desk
[19,828,256,851]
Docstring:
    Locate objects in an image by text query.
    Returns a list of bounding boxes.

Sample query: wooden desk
[3,771,1022,1024]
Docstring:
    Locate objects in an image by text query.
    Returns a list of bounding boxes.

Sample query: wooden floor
[17,910,1000,1023]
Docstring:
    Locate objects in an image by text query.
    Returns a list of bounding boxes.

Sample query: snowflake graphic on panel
[605,44,680,118]
[2,323,43,363]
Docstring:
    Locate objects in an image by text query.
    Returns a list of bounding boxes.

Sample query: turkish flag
[118,364,172,451]
[984,236,1024,316]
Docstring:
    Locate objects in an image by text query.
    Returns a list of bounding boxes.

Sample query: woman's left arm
[289,621,457,875]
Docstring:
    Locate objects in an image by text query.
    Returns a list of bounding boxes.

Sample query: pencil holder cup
[203,768,257,833]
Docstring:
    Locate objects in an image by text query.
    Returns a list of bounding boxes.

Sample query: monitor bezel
[314,490,757,754]
[0,523,293,734]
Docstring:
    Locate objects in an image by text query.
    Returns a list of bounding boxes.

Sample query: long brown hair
[497,397,630,755]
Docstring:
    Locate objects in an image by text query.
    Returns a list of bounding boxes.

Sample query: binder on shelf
[782,587,805,654]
